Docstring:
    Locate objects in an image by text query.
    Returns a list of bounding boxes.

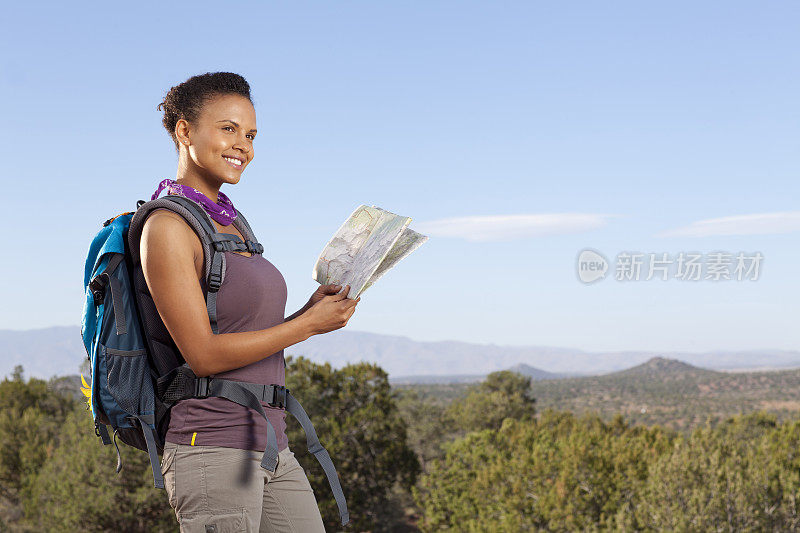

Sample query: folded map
[312,205,428,299]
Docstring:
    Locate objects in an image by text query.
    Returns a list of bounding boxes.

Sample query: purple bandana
[151,179,238,226]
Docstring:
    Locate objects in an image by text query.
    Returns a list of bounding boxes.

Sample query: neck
[176,152,222,201]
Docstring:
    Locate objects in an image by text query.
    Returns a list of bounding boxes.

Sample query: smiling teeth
[224,157,242,165]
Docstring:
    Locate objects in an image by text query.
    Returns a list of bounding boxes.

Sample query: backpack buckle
[195,377,210,398]
[89,277,106,305]
[207,272,223,291]
[270,385,288,409]
[245,240,263,254]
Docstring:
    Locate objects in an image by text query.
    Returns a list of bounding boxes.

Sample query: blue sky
[1,1,798,354]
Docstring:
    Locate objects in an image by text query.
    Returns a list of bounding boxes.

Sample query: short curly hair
[157,72,253,152]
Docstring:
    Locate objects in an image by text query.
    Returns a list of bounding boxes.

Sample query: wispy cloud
[657,211,800,238]
[414,213,615,242]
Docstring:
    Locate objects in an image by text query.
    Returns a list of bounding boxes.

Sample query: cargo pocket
[178,508,248,533]
[161,444,178,509]
[161,443,177,475]
[104,345,151,414]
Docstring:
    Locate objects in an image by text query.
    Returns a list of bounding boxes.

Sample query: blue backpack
[80,195,349,526]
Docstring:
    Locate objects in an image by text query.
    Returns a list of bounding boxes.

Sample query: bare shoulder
[141,208,201,262]
[142,208,196,243]
[143,208,192,233]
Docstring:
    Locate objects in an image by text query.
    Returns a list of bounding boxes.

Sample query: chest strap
[208,233,264,255]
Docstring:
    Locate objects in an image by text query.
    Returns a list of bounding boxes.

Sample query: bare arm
[141,210,357,377]
[284,304,311,323]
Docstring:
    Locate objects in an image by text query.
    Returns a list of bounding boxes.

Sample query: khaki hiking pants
[161,442,326,532]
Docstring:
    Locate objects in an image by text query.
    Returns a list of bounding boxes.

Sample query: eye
[223,125,255,141]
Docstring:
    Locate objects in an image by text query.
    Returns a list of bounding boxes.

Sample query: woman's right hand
[302,285,361,335]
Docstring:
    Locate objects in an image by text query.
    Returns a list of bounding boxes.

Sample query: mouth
[222,155,244,169]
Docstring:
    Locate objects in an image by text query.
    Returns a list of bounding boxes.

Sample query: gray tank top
[165,250,289,451]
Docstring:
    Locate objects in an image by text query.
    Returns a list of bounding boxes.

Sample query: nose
[233,137,251,157]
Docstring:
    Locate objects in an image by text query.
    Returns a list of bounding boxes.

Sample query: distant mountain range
[389,364,572,385]
[2,327,799,383]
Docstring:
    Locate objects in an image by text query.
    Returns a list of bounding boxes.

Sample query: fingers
[324,284,342,294]
[336,285,350,300]
[344,295,360,319]
[329,285,351,301]
[323,285,360,306]
[342,293,360,308]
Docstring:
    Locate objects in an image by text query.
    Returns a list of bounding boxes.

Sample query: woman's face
[177,93,257,186]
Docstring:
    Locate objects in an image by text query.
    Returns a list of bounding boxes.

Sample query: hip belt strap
[233,382,350,527]
[159,367,350,526]
[159,367,280,471]
[205,380,280,472]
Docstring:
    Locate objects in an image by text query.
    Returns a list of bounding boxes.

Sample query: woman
[141,72,359,532]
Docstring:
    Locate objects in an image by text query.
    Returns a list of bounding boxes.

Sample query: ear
[175,118,191,146]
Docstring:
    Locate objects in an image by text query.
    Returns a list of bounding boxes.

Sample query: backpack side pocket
[104,345,151,415]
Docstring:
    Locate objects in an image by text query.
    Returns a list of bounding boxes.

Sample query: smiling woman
[157,76,256,198]
[144,72,358,532]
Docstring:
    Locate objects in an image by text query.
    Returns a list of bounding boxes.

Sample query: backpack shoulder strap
[232,209,258,243]
[128,196,216,275]
[128,196,228,335]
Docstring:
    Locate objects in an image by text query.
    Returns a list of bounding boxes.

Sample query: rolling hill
[528,357,800,432]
